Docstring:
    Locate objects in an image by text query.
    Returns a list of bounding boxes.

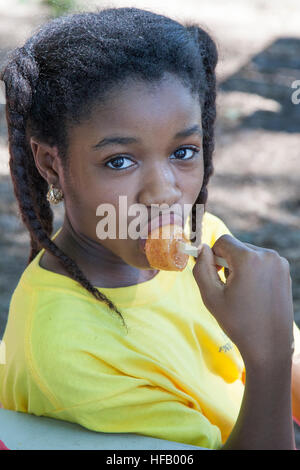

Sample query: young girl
[0,7,299,450]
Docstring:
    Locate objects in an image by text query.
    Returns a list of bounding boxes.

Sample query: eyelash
[105,146,200,171]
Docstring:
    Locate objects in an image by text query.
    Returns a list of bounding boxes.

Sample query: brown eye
[170,147,199,161]
[106,156,135,170]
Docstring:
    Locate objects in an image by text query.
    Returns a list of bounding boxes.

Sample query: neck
[53,213,159,288]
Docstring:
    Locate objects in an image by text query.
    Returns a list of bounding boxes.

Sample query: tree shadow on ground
[219,37,300,132]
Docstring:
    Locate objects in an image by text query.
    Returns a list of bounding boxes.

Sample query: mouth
[139,213,184,253]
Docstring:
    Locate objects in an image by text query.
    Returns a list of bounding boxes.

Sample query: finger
[243,241,284,259]
[243,241,273,253]
[211,234,252,270]
[192,243,225,299]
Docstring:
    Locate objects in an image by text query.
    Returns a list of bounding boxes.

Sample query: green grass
[42,0,80,18]
[16,0,80,18]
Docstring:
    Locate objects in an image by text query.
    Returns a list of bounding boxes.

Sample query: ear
[30,137,62,187]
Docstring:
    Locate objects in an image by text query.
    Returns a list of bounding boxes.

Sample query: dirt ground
[0,0,299,446]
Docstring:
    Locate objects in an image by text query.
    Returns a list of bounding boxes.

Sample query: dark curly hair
[0,7,218,328]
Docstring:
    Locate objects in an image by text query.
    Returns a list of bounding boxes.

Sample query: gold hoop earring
[46,184,64,205]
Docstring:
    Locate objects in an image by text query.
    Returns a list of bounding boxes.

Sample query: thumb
[192,243,224,308]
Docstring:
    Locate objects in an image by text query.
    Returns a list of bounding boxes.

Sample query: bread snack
[144,223,189,271]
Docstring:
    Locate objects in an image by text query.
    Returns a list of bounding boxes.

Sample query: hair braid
[1,46,127,329]
[184,24,218,242]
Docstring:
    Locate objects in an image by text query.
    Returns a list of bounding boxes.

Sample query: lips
[139,213,184,253]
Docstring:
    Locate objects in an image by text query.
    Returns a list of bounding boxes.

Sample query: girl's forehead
[85,76,201,129]
[66,79,202,155]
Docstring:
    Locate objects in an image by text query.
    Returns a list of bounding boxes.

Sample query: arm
[224,325,300,448]
[193,237,296,450]
[223,358,295,450]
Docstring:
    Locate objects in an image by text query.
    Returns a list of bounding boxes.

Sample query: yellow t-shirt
[0,211,298,449]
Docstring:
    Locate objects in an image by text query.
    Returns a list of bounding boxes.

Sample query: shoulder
[8,272,123,367]
[27,285,122,348]
[9,243,120,329]
[202,211,234,247]
[19,284,125,408]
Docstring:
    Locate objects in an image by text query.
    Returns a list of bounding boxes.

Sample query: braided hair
[0,7,218,328]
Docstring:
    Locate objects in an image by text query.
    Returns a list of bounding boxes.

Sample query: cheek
[66,159,117,209]
[94,187,138,243]
[183,160,204,199]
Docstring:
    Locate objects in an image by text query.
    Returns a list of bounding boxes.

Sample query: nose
[137,161,182,208]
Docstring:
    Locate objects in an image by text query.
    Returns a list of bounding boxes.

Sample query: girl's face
[60,74,204,270]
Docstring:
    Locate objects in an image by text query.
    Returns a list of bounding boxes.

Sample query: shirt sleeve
[202,212,234,284]
[27,293,222,450]
[293,322,300,359]
[202,212,235,246]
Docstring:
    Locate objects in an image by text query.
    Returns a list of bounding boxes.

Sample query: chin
[118,241,153,270]
[123,253,153,270]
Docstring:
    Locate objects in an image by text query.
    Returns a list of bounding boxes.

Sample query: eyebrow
[91,124,203,150]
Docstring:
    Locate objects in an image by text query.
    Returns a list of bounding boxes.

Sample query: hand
[192,235,294,368]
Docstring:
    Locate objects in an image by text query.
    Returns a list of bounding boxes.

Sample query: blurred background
[0,0,299,442]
